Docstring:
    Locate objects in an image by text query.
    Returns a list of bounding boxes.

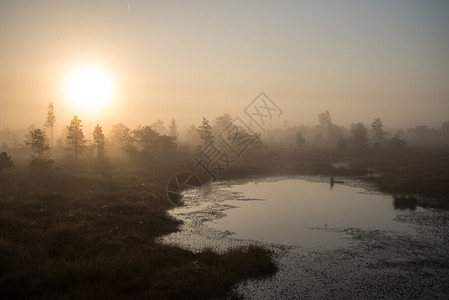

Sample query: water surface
[160,176,449,298]
[164,176,416,250]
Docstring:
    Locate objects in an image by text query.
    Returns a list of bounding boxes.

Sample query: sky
[1,0,449,135]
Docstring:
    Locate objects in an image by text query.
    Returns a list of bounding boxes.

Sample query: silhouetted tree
[120,127,137,159]
[150,120,167,135]
[317,110,342,144]
[26,125,54,168]
[371,117,386,146]
[92,124,105,158]
[350,122,368,151]
[26,125,50,159]
[251,133,265,151]
[0,152,13,171]
[406,124,440,147]
[319,110,332,127]
[168,118,178,139]
[66,116,86,160]
[388,135,407,150]
[159,135,177,152]
[133,125,159,153]
[109,123,128,145]
[44,102,56,148]
[197,117,214,146]
[328,124,343,144]
[213,113,233,135]
[296,131,306,148]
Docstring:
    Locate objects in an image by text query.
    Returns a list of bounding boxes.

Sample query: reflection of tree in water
[392,195,417,210]
[329,176,345,191]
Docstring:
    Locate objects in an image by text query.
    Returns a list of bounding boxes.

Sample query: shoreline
[0,168,277,299]
[1,147,447,298]
[163,174,449,299]
[213,156,449,210]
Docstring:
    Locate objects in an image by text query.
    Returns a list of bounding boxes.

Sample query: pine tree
[296,131,306,148]
[213,114,233,134]
[66,116,86,160]
[318,110,332,127]
[197,117,214,146]
[26,125,50,159]
[168,118,178,139]
[150,120,167,135]
[133,125,160,153]
[44,102,56,148]
[26,125,54,168]
[92,124,105,158]
[371,117,386,146]
[109,123,128,145]
[120,127,137,159]
[350,122,368,151]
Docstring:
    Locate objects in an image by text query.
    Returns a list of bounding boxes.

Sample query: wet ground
[159,176,449,299]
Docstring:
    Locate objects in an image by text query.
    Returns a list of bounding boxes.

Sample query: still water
[160,176,449,298]
[211,178,414,248]
[162,176,415,250]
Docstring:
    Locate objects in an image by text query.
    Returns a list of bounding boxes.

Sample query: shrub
[29,157,54,170]
[0,152,14,171]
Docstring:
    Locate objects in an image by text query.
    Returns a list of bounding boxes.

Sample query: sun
[65,65,115,112]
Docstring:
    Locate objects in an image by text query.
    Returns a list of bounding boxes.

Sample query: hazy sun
[65,65,114,112]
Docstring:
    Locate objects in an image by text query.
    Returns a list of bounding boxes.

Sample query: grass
[225,147,449,208]
[1,146,447,298]
[363,149,449,208]
[0,166,277,299]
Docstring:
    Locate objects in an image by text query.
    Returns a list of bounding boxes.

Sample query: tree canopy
[350,122,368,151]
[66,116,86,160]
[26,125,50,160]
[197,117,214,146]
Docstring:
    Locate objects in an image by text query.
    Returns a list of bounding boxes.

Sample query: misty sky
[1,0,448,133]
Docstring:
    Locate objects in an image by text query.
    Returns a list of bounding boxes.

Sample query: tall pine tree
[66,116,86,160]
[197,117,214,146]
[93,124,105,158]
[44,102,56,148]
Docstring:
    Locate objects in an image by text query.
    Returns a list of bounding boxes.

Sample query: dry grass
[0,165,276,299]
[2,146,446,298]
[367,149,449,208]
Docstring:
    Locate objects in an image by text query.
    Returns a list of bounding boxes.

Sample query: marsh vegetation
[0,106,448,298]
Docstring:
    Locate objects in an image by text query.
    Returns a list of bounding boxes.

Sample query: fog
[1,108,448,160]
[1,1,449,131]
[1,1,449,299]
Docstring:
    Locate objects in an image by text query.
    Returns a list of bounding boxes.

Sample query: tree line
[1,104,448,171]
[273,110,449,152]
